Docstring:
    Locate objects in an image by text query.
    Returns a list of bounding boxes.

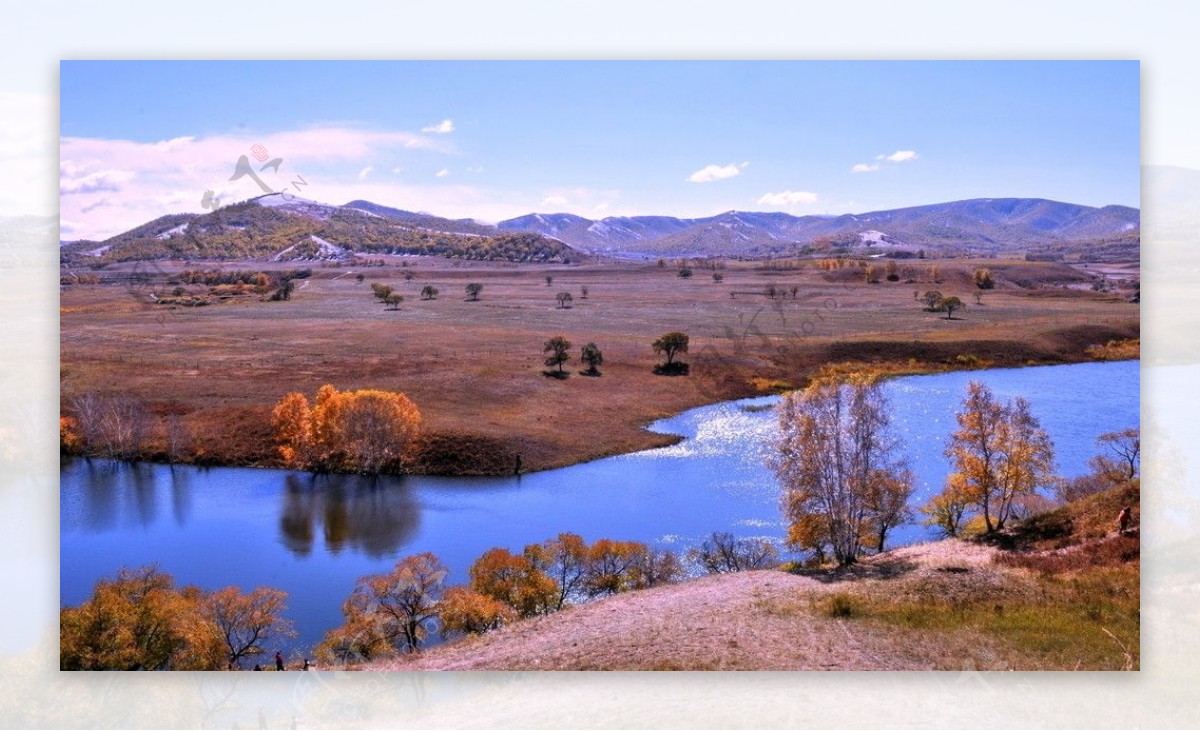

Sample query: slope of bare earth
[373,540,1039,671]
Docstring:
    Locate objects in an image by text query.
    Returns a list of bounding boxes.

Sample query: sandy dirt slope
[375,540,1015,671]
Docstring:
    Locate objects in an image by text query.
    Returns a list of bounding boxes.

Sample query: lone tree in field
[712,272,724,283]
[545,275,553,287]
[420,285,439,300]
[465,283,483,301]
[944,381,1055,534]
[371,283,393,301]
[580,342,603,376]
[921,290,944,311]
[580,285,588,299]
[652,332,689,374]
[974,268,996,289]
[678,266,693,279]
[938,295,964,319]
[543,336,571,374]
[773,373,914,566]
[556,291,573,309]
[384,293,403,310]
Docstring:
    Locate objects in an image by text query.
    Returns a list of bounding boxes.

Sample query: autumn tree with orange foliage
[583,539,652,597]
[524,532,590,610]
[272,384,422,474]
[317,552,448,661]
[469,547,558,617]
[944,381,1055,533]
[204,586,295,669]
[60,566,293,671]
[438,587,517,636]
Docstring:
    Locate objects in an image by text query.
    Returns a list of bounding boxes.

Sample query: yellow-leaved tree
[773,373,914,566]
[942,381,1055,534]
[272,384,422,473]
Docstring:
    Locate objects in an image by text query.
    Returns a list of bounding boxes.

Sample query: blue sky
[60,61,1139,240]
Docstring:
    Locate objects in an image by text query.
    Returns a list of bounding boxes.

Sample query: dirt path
[374,540,1011,671]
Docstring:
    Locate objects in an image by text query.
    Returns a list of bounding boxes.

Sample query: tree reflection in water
[279,473,420,558]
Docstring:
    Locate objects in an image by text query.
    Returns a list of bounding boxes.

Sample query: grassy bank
[60,257,1139,475]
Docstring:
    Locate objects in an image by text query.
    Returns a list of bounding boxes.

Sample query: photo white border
[2,1,1196,727]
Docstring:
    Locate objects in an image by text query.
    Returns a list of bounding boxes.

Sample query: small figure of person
[253,663,262,671]
[275,650,285,671]
[1117,505,1133,535]
[514,454,522,476]
[302,658,311,671]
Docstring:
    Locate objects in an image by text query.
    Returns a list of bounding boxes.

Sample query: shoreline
[59,350,1139,478]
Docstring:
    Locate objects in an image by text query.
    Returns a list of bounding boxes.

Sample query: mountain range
[496,199,1139,259]
[60,194,1140,265]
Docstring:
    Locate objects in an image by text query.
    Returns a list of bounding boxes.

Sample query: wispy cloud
[541,194,568,207]
[757,190,818,207]
[422,119,455,134]
[435,168,449,178]
[851,162,881,174]
[59,124,455,239]
[687,162,748,183]
[60,168,136,195]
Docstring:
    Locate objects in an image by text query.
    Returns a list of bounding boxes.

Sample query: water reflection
[279,473,420,558]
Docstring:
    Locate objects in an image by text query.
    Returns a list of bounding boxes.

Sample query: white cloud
[60,168,136,195]
[58,124,457,239]
[885,149,918,163]
[391,167,402,174]
[466,165,484,173]
[541,195,568,207]
[687,162,748,183]
[851,163,881,173]
[757,190,819,207]
[435,168,449,178]
[422,119,455,134]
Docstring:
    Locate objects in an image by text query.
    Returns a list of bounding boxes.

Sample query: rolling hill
[60,194,1140,265]
[59,194,575,265]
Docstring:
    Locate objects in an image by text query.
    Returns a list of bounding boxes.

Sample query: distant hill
[59,194,574,265]
[60,195,1140,265]
[498,198,1140,260]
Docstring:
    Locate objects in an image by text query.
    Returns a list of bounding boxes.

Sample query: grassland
[59,256,1139,474]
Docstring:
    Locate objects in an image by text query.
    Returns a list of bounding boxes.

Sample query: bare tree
[686,532,778,573]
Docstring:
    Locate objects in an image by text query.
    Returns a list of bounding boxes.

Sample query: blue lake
[60,359,1139,657]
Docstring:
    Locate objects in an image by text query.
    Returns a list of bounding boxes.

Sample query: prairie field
[59,256,1139,473]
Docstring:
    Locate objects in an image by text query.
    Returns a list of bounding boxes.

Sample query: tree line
[62,527,783,669]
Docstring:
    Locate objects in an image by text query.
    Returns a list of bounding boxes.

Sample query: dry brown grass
[60,257,1139,473]
[361,537,1135,671]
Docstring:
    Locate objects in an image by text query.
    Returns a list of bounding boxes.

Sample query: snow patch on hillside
[155,223,189,240]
